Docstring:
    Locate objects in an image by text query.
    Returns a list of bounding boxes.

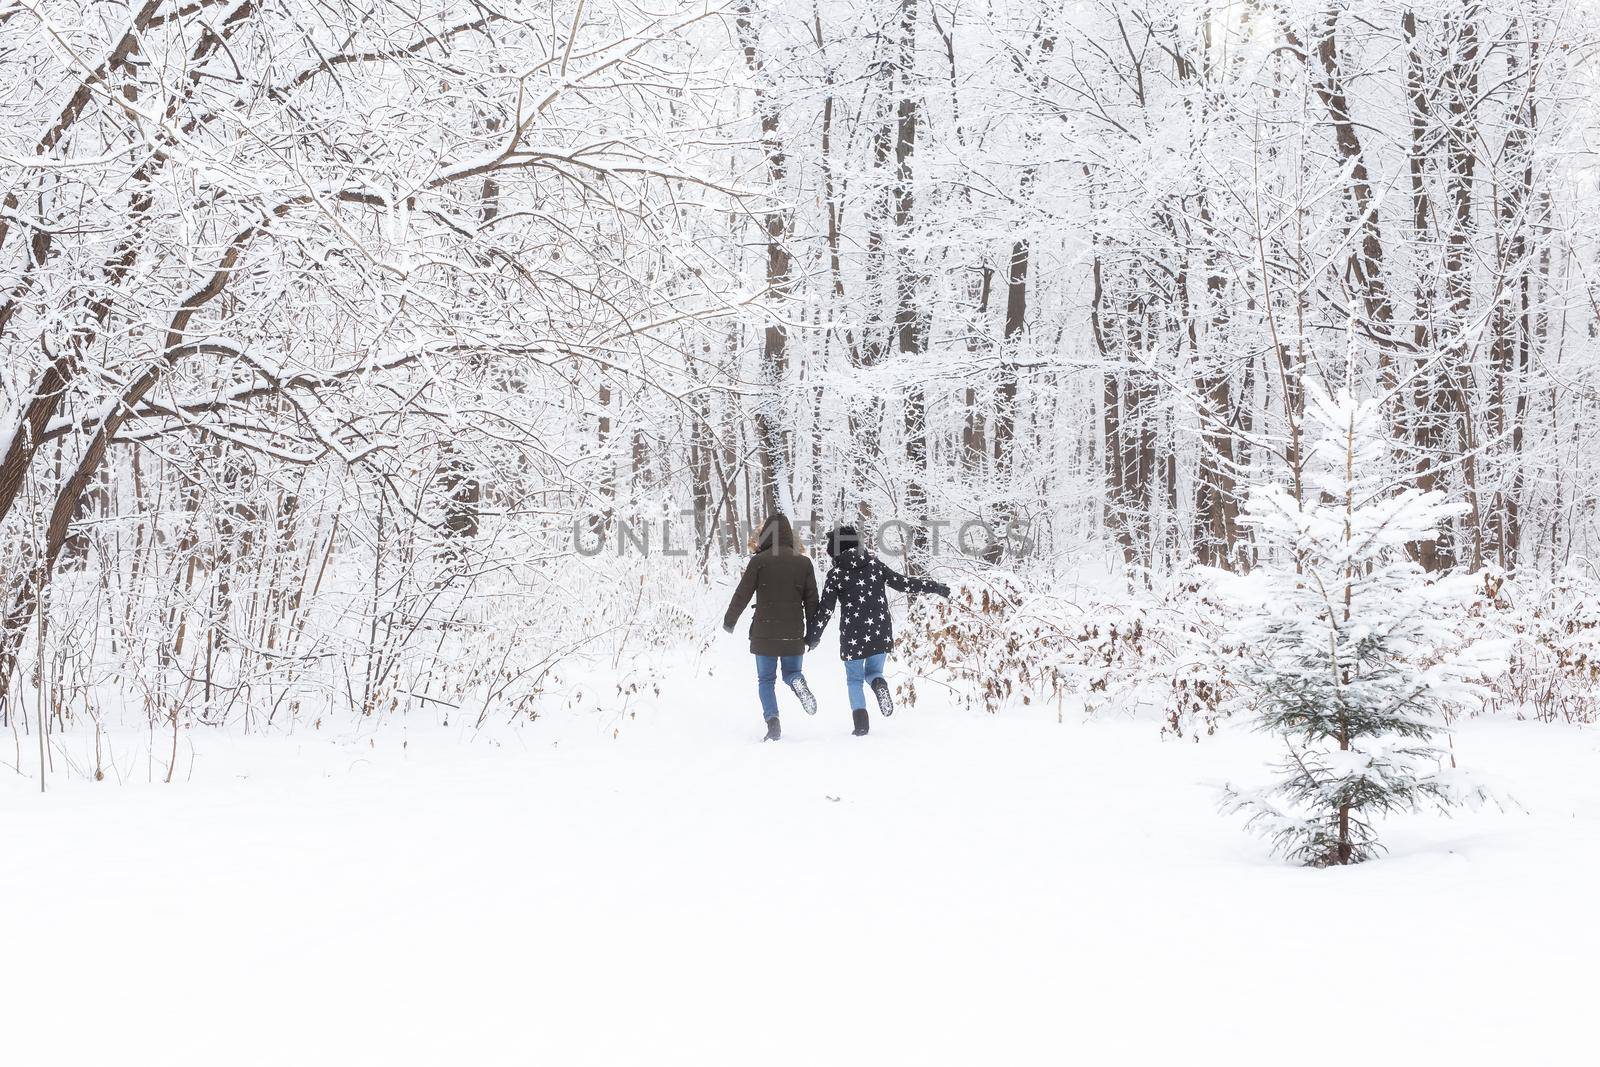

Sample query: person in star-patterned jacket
[805,525,950,735]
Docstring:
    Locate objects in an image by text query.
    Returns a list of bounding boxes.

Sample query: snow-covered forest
[5,0,1600,1062]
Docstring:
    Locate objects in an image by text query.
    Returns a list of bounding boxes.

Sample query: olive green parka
[723,514,819,657]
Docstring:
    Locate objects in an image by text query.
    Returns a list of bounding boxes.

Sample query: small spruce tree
[1224,385,1490,866]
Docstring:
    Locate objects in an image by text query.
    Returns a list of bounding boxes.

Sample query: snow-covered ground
[4,639,1598,1066]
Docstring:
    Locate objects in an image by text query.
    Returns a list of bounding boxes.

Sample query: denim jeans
[844,653,888,710]
[755,654,805,721]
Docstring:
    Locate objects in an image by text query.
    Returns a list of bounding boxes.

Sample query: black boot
[786,675,818,715]
[764,716,781,742]
[851,708,869,736]
[870,677,894,717]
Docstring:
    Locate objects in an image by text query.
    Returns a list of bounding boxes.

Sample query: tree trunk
[736,0,794,517]
[894,0,928,564]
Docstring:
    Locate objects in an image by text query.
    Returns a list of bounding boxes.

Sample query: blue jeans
[755,654,805,721]
[845,653,888,710]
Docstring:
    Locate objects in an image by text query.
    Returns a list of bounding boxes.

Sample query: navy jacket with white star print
[806,548,946,660]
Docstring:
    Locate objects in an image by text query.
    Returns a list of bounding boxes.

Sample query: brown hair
[756,513,796,554]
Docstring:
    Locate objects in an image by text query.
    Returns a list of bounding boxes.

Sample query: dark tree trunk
[894,0,928,565]
[736,1,794,516]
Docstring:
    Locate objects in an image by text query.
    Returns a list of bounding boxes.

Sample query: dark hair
[825,525,860,560]
[757,513,796,554]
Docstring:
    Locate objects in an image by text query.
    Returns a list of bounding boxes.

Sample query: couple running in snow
[722,514,950,741]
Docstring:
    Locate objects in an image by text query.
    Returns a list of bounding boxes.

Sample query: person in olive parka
[723,513,820,741]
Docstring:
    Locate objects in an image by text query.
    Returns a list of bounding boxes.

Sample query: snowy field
[5,640,1598,1067]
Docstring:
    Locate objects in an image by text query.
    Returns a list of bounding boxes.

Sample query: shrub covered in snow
[896,569,1243,733]
[1469,571,1600,725]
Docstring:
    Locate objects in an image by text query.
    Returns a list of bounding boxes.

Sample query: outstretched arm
[723,560,759,632]
[807,567,839,647]
[803,560,820,631]
[879,558,950,599]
